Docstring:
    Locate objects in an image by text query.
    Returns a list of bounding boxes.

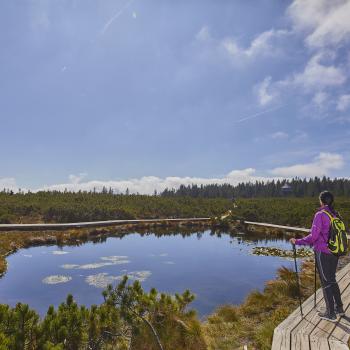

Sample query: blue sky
[1,0,350,193]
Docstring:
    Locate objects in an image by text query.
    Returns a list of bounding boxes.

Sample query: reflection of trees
[56,226,290,250]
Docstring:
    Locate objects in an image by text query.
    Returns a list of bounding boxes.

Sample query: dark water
[0,230,297,318]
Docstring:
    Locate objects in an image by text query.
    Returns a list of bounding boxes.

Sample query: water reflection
[0,229,296,317]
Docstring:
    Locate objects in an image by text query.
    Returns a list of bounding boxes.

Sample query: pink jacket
[295,205,333,254]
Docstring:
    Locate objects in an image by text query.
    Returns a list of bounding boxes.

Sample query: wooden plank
[309,271,350,349]
[272,263,350,350]
[0,217,211,231]
[0,218,310,233]
[327,318,350,349]
[309,284,350,350]
[244,221,309,233]
[329,305,350,345]
[293,263,350,349]
[272,288,325,350]
[278,262,348,330]
[326,283,350,349]
[292,265,350,350]
[290,297,327,350]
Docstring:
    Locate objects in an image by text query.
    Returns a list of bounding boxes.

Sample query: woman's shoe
[318,311,337,322]
[336,307,345,316]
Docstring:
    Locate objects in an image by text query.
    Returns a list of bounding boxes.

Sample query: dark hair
[319,191,335,212]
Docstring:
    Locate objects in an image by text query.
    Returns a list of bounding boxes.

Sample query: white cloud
[196,26,211,42]
[221,38,240,57]
[256,53,346,107]
[255,130,305,143]
[0,177,19,191]
[337,94,350,111]
[256,76,276,106]
[270,152,344,177]
[271,131,289,140]
[221,29,289,61]
[38,169,282,194]
[312,91,329,108]
[195,26,289,66]
[35,154,342,194]
[288,0,336,31]
[246,30,289,57]
[1,151,347,196]
[2,152,346,195]
[69,173,88,184]
[288,0,350,48]
[291,53,346,91]
[252,1,350,116]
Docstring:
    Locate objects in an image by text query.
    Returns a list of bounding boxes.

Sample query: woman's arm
[295,212,322,246]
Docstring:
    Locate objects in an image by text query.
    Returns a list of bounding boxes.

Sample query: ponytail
[319,191,337,215]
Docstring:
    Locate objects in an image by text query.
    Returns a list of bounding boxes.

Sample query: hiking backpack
[322,210,349,256]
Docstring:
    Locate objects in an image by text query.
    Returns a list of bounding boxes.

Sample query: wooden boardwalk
[0,217,211,231]
[272,261,350,350]
[244,220,309,233]
[0,217,310,232]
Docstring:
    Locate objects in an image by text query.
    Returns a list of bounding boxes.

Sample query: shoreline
[0,219,211,277]
[0,217,309,277]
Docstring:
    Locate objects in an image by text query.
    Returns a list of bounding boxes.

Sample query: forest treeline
[232,197,350,227]
[161,177,350,198]
[0,191,231,224]
[1,183,350,225]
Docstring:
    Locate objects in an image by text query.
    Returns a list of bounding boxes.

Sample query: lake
[0,230,298,318]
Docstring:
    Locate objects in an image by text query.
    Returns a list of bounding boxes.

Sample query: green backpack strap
[321,210,334,221]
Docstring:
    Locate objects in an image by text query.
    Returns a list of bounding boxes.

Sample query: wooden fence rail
[0,217,212,231]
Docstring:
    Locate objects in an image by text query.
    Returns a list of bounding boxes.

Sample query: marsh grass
[203,259,319,349]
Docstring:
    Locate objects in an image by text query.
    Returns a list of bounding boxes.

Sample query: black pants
[315,251,343,315]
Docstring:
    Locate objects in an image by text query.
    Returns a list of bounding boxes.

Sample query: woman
[290,191,344,322]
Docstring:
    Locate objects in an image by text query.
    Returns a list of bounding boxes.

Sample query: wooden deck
[0,217,308,232]
[0,217,211,231]
[272,261,350,350]
[244,220,309,233]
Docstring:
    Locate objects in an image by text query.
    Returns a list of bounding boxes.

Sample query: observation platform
[272,261,350,350]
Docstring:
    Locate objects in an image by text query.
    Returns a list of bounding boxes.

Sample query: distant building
[281,183,292,195]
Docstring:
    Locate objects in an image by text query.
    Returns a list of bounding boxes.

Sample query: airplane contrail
[234,104,286,123]
[101,0,134,35]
